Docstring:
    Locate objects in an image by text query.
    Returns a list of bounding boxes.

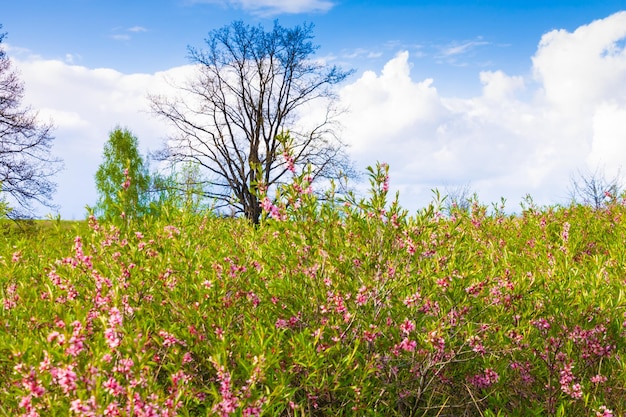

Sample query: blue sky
[6,1,623,86]
[3,0,626,218]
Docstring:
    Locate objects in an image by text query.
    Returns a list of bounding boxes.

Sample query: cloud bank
[339,11,626,211]
[11,11,626,218]
[14,56,196,218]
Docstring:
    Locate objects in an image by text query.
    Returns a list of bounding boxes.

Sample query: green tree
[94,127,150,220]
[149,162,209,217]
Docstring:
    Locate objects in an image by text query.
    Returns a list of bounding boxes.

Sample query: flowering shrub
[1,165,626,416]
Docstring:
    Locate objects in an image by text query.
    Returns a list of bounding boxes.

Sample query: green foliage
[93,127,151,220]
[0,187,10,219]
[2,164,626,416]
[150,162,209,218]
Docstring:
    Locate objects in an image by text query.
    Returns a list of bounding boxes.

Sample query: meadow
[1,164,625,416]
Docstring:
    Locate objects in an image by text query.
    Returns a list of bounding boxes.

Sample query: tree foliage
[0,26,61,218]
[150,20,353,224]
[150,161,209,216]
[94,127,151,220]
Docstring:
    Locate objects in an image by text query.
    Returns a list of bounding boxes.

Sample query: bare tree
[0,26,61,218]
[150,20,353,224]
[569,167,621,209]
[443,183,474,215]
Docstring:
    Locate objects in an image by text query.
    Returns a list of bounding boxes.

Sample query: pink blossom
[66,321,86,357]
[531,318,551,332]
[38,352,51,373]
[103,402,121,416]
[113,358,134,376]
[159,330,186,347]
[215,327,224,340]
[468,335,486,355]
[69,398,91,415]
[212,365,239,416]
[18,395,34,413]
[164,225,180,238]
[52,365,78,394]
[591,374,608,384]
[559,362,583,399]
[283,152,296,173]
[171,370,190,387]
[561,222,570,242]
[403,291,421,307]
[398,337,417,352]
[596,406,614,417]
[103,377,125,396]
[22,374,46,398]
[399,319,415,335]
[468,368,499,389]
[260,197,284,220]
[104,327,121,349]
[121,168,131,190]
[243,404,263,417]
[355,286,369,306]
[108,307,123,328]
[570,383,583,399]
[47,331,65,345]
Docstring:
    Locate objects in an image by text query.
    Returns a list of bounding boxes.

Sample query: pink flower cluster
[3,283,19,310]
[66,321,86,357]
[159,330,187,348]
[121,168,131,190]
[467,368,499,389]
[260,197,284,221]
[595,406,614,417]
[283,151,296,174]
[104,307,123,349]
[212,364,239,416]
[559,362,582,399]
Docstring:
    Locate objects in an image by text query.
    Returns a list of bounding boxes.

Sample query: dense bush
[1,164,625,416]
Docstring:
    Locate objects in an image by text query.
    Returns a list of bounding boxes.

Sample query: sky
[2,0,626,219]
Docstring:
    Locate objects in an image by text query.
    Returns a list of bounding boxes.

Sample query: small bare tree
[569,167,621,209]
[0,26,61,218]
[443,183,474,215]
[150,20,353,224]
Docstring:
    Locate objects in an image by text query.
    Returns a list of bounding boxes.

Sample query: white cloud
[10,11,626,218]
[338,11,626,211]
[110,26,149,41]
[533,11,626,110]
[479,70,524,102]
[14,56,196,218]
[187,0,334,15]
[128,26,148,33]
[342,48,383,60]
[110,34,131,41]
[588,102,626,179]
[340,51,447,155]
[440,40,490,57]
